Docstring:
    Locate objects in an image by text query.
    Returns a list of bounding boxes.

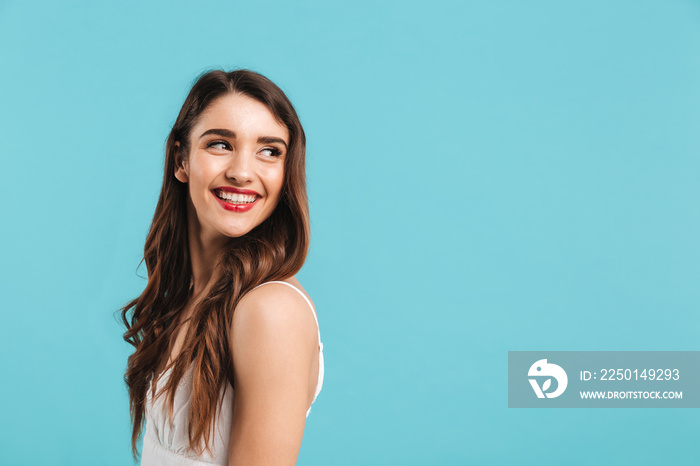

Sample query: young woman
[120,69,324,466]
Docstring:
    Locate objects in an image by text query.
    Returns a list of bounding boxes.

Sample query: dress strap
[251,281,322,346]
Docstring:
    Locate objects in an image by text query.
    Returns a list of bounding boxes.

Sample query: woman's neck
[189,239,222,298]
[186,211,230,299]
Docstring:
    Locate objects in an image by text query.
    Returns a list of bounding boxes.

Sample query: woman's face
[175,93,288,243]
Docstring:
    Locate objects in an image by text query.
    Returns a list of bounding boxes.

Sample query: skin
[171,92,320,466]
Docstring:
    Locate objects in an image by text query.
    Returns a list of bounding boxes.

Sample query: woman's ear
[174,141,189,183]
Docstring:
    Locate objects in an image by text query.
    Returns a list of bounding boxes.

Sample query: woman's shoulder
[244,277,316,315]
[232,277,318,344]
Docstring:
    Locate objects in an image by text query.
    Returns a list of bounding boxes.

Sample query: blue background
[1,1,699,464]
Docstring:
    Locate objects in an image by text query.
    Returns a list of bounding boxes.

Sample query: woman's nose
[225,152,253,183]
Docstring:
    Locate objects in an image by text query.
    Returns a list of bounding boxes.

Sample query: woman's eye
[207,141,230,150]
[260,147,281,157]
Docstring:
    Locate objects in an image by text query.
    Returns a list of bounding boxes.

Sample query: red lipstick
[212,187,260,213]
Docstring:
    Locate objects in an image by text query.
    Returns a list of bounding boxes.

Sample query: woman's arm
[227,283,319,466]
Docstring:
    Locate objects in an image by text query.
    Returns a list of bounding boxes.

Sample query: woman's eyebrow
[200,128,236,139]
[199,129,287,149]
[258,136,288,149]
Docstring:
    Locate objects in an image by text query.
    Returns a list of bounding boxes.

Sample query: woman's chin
[219,223,259,239]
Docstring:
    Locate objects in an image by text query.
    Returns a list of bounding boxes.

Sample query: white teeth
[216,190,257,203]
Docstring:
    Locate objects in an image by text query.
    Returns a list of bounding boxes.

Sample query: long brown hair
[120,69,309,460]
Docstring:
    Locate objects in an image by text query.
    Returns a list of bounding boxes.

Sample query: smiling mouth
[214,189,258,204]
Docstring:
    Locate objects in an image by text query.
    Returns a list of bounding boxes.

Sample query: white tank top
[140,281,324,465]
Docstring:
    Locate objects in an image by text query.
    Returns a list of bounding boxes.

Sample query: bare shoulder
[226,278,319,464]
[246,277,314,309]
[230,278,318,357]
